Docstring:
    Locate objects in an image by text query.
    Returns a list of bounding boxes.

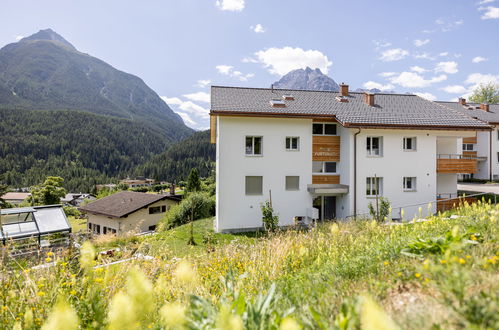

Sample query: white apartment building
[437,99,499,181]
[210,85,491,232]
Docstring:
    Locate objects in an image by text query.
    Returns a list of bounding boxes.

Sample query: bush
[161,192,214,229]
[261,200,279,232]
[63,205,81,217]
[368,197,390,222]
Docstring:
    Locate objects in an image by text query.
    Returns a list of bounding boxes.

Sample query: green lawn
[68,216,87,232]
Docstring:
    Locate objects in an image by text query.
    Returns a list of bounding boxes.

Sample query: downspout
[490,130,493,181]
[353,128,361,218]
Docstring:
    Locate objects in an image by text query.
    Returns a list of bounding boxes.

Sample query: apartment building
[437,99,499,181]
[210,85,491,232]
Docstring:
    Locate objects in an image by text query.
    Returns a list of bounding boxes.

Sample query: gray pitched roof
[80,191,180,218]
[211,86,491,130]
[436,101,499,124]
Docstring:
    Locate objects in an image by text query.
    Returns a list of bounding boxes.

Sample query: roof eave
[342,122,492,131]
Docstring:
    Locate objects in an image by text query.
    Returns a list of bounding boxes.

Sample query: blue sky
[1,0,498,130]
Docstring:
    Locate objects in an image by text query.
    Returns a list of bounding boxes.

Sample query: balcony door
[313,196,336,221]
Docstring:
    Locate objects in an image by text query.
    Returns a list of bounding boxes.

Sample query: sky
[1,0,499,130]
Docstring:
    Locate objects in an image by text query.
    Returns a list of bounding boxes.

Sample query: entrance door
[324,196,336,221]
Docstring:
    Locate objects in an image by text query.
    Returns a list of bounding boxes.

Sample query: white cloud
[183,91,210,103]
[410,66,427,73]
[176,112,197,127]
[379,48,409,62]
[215,0,244,11]
[379,72,397,78]
[178,101,209,118]
[478,0,495,4]
[435,61,458,74]
[415,92,436,101]
[161,96,183,105]
[362,81,394,91]
[253,46,332,76]
[441,85,469,94]
[472,56,488,63]
[413,52,436,60]
[435,18,464,31]
[414,39,430,47]
[251,24,265,33]
[14,35,23,41]
[195,79,211,88]
[372,39,392,49]
[216,65,254,81]
[465,73,499,85]
[389,72,447,88]
[439,52,449,57]
[480,6,499,19]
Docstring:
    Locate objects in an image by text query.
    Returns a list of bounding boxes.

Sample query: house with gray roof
[437,98,499,181]
[210,85,491,232]
[80,191,181,235]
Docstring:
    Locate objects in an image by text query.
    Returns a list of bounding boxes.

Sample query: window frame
[149,206,162,214]
[366,137,383,157]
[245,136,263,156]
[312,123,337,136]
[403,177,417,192]
[312,161,337,174]
[366,177,382,197]
[462,143,474,151]
[245,176,263,196]
[285,176,300,191]
[403,137,417,151]
[285,137,300,151]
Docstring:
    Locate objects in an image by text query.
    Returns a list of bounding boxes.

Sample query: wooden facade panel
[312,118,337,123]
[210,115,217,144]
[463,136,477,144]
[462,151,477,158]
[312,136,340,161]
[312,175,340,184]
[437,197,477,212]
[437,159,477,174]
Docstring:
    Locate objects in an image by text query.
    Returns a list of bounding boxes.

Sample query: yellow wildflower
[458,258,466,265]
[360,296,398,330]
[41,300,79,330]
[280,317,301,330]
[415,273,421,278]
[159,302,186,328]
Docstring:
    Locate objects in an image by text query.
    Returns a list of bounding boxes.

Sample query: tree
[0,174,9,208]
[31,176,67,205]
[469,83,499,104]
[186,168,201,193]
[368,197,391,222]
[261,200,279,232]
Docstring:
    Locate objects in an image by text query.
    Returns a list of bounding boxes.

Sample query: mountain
[133,130,215,182]
[0,29,194,191]
[0,28,191,140]
[273,67,340,91]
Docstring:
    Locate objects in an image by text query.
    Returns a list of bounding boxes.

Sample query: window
[367,137,382,156]
[285,137,300,150]
[161,205,166,212]
[148,225,157,231]
[149,206,162,214]
[285,176,300,191]
[245,176,263,195]
[462,144,474,151]
[497,130,499,140]
[497,152,499,163]
[403,137,417,151]
[245,136,262,155]
[403,177,417,191]
[313,123,337,135]
[312,161,337,173]
[366,177,382,196]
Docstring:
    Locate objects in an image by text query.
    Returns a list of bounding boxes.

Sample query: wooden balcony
[437,154,477,174]
[312,175,340,184]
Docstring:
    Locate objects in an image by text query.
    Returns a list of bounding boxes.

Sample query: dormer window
[282,94,294,101]
[270,99,286,107]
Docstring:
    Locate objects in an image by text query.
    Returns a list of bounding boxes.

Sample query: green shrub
[161,192,214,229]
[63,205,82,217]
[261,200,278,232]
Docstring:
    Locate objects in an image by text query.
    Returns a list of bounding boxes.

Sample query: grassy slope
[2,205,498,329]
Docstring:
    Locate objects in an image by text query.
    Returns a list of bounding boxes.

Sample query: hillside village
[1,1,499,328]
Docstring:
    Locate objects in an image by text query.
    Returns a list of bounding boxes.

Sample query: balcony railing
[437,153,477,160]
[437,154,477,174]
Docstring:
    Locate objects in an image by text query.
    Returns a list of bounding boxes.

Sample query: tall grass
[0,201,497,329]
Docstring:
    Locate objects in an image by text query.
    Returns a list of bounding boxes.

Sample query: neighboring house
[120,177,155,188]
[2,192,31,205]
[210,85,491,232]
[79,191,181,235]
[61,193,96,207]
[437,99,499,181]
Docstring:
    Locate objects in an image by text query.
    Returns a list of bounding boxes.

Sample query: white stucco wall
[475,128,499,180]
[216,116,313,232]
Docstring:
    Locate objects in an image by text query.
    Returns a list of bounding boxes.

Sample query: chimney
[459,97,466,105]
[364,92,375,106]
[340,83,349,96]
[480,103,490,112]
[169,183,175,195]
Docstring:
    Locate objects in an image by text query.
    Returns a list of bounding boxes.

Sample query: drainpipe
[353,128,361,218]
[490,130,493,181]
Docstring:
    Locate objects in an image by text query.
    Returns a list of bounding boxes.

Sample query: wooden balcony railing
[437,154,477,174]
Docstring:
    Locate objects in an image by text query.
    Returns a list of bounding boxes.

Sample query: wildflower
[79,242,96,270]
[70,290,77,296]
[440,259,447,264]
[45,257,52,263]
[466,255,471,259]
[415,273,421,278]
[383,261,389,266]
[400,209,405,221]
[94,278,103,283]
[107,292,138,330]
[216,306,243,330]
[24,308,34,329]
[280,317,301,330]
[397,272,402,277]
[47,251,54,257]
[360,296,398,330]
[126,268,154,317]
[330,223,340,235]
[37,291,46,297]
[458,258,466,265]
[470,234,477,241]
[159,302,186,328]
[174,260,197,285]
[41,299,79,330]
[12,322,22,330]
